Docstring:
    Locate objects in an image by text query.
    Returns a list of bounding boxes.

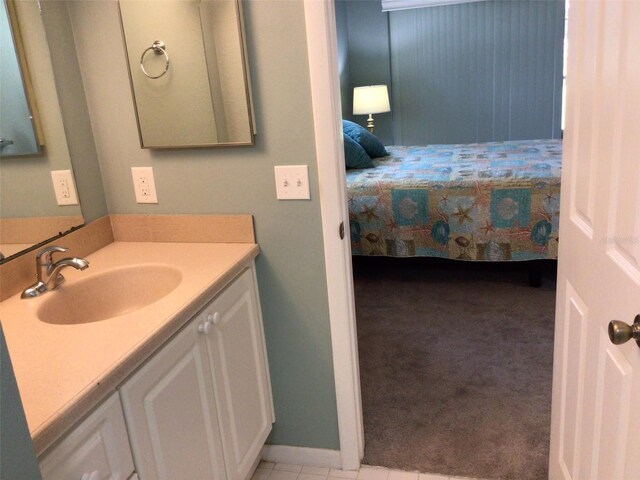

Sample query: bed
[346,139,562,261]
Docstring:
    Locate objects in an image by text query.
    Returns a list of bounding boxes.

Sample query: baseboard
[261,445,342,469]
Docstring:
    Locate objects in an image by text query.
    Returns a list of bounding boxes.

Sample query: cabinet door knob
[208,312,221,326]
[198,321,211,335]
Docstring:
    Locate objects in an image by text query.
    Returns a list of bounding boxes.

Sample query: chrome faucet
[21,246,89,299]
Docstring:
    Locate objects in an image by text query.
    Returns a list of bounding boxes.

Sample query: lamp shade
[353,85,391,115]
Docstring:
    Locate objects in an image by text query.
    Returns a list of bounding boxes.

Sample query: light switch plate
[274,165,310,200]
[131,166,158,203]
[51,170,79,205]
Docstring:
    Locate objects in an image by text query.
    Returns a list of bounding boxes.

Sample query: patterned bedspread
[346,139,562,261]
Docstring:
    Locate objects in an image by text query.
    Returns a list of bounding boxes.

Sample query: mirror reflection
[0,0,84,263]
[0,0,42,156]
[119,0,255,148]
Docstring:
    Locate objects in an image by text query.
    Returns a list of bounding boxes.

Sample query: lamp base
[366,114,375,133]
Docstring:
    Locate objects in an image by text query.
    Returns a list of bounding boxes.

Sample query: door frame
[303,0,364,470]
[303,0,568,472]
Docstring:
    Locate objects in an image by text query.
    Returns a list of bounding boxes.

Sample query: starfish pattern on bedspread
[346,139,562,260]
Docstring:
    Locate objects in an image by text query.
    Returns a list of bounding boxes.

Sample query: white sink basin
[37,264,182,325]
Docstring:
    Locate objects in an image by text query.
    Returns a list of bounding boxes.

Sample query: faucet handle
[36,246,68,266]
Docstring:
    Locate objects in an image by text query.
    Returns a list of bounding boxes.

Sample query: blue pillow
[342,119,388,158]
[343,133,374,169]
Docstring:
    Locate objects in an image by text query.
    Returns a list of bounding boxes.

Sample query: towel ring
[140,40,170,79]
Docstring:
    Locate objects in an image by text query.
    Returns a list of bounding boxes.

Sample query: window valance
[381,0,486,12]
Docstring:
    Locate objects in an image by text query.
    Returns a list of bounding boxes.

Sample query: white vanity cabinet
[39,392,135,480]
[120,266,274,480]
[37,263,273,480]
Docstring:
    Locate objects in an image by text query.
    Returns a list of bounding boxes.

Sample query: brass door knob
[608,315,640,347]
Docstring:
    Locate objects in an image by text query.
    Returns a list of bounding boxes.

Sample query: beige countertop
[0,241,259,456]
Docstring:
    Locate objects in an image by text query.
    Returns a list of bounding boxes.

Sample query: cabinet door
[39,392,135,480]
[203,267,273,480]
[119,317,226,480]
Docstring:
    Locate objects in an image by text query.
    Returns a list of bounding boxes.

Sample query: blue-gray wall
[1,325,42,480]
[336,0,394,145]
[337,0,565,146]
[65,0,340,450]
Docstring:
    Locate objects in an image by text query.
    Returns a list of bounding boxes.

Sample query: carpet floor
[353,257,556,480]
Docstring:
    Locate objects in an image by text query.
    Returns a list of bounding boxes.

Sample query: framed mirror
[0,0,87,263]
[118,0,256,149]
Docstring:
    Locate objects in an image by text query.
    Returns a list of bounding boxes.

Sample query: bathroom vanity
[0,240,273,480]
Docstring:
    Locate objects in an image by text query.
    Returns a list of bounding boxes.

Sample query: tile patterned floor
[252,462,490,480]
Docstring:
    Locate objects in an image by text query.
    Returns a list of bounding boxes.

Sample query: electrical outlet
[131,167,158,203]
[274,165,310,200]
[51,170,79,205]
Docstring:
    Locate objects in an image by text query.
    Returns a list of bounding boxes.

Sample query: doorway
[308,0,564,476]
[305,1,640,479]
[339,0,563,476]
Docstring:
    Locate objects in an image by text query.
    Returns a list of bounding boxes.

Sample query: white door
[549,1,640,479]
[120,317,227,480]
[204,268,273,480]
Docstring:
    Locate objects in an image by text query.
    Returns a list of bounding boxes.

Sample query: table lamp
[353,85,390,133]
